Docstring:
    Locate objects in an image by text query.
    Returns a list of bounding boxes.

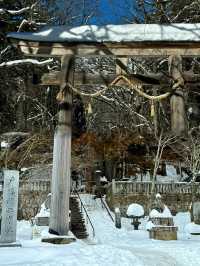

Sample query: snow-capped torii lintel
[7,23,200,43]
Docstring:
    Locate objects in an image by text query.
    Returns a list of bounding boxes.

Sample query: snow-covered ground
[0,194,200,266]
[133,164,188,182]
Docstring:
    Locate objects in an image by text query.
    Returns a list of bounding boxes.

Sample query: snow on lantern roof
[7,23,200,43]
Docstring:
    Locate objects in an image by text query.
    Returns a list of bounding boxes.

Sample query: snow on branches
[0,58,53,67]
[0,2,38,16]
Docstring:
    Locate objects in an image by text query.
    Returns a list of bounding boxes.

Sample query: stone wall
[19,165,51,219]
[0,165,51,220]
[0,181,51,220]
[106,181,200,216]
[106,193,198,216]
[20,165,52,181]
[18,191,50,220]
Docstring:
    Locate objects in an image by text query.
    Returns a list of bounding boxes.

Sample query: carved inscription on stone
[0,170,19,243]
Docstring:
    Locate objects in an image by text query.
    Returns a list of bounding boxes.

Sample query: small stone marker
[36,216,49,226]
[31,218,41,239]
[0,170,21,247]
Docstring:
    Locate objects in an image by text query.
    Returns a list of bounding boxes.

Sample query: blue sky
[44,0,147,26]
[89,0,139,25]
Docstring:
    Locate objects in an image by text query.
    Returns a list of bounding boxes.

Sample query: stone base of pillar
[0,242,22,248]
[41,237,76,245]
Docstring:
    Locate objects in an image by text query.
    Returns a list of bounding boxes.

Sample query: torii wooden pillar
[169,55,187,136]
[49,55,74,235]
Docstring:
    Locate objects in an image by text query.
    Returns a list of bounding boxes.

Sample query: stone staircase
[70,196,88,239]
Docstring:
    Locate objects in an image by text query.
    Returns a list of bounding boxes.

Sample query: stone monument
[0,170,21,247]
[148,194,177,240]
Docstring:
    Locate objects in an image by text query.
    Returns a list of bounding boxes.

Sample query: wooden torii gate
[7,23,200,235]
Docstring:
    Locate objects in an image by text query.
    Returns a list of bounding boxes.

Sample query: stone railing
[108,180,200,195]
[19,180,51,192]
[106,180,200,215]
[0,180,51,192]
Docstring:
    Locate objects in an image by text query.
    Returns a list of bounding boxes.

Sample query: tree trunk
[104,159,114,182]
[191,179,197,223]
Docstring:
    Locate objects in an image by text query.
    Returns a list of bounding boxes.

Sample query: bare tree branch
[0,7,31,15]
[0,58,53,67]
[0,2,38,16]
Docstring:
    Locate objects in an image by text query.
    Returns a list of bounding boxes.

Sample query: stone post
[114,208,121,229]
[111,179,117,210]
[112,179,116,194]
